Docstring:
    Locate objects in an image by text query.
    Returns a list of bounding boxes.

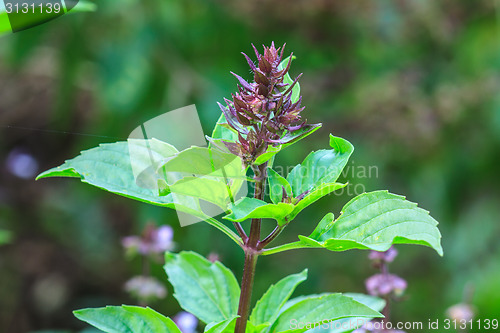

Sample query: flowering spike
[216,43,313,164]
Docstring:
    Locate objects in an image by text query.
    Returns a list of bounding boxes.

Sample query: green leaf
[68,0,98,13]
[247,321,271,333]
[263,191,443,256]
[254,145,282,166]
[164,251,240,324]
[305,293,385,333]
[36,140,242,246]
[250,270,308,327]
[159,146,245,179]
[168,176,242,210]
[157,146,247,209]
[308,213,334,240]
[284,135,353,220]
[37,139,178,203]
[223,197,294,226]
[318,190,443,255]
[204,316,238,333]
[0,4,11,35]
[74,305,181,333]
[288,182,347,221]
[270,294,383,333]
[343,293,386,312]
[287,135,354,197]
[267,169,292,204]
[278,56,300,104]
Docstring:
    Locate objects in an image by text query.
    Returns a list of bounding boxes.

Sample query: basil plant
[37,43,442,333]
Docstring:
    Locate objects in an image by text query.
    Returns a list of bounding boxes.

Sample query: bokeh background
[1,0,500,332]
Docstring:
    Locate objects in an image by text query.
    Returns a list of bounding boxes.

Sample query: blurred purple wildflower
[366,273,407,297]
[122,224,174,256]
[173,311,198,333]
[6,148,39,179]
[446,303,475,322]
[124,276,167,303]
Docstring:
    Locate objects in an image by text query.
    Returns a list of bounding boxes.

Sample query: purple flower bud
[259,57,272,73]
[365,273,407,297]
[215,43,321,165]
[254,70,270,86]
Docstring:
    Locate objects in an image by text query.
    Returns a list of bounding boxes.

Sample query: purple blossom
[6,148,39,179]
[365,273,407,297]
[154,226,174,252]
[216,43,320,165]
[173,311,198,333]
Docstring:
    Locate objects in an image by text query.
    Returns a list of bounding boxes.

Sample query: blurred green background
[1,0,500,332]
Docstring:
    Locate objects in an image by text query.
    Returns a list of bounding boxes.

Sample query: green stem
[205,217,243,247]
[260,241,311,255]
